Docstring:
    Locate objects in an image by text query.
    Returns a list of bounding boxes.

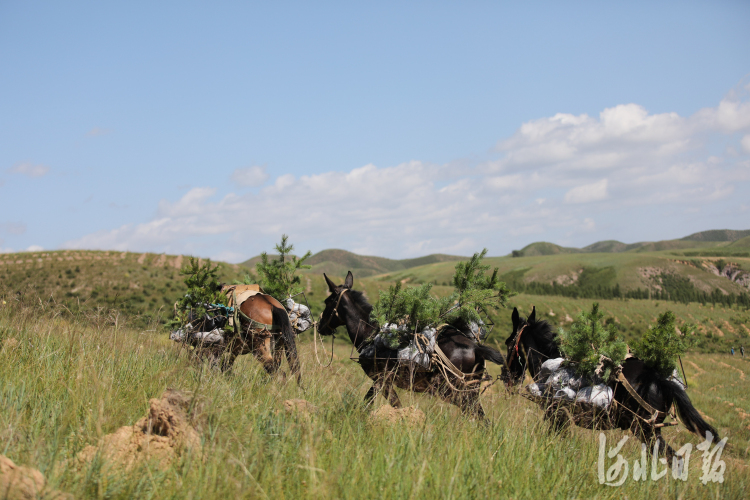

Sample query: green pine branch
[253,234,312,302]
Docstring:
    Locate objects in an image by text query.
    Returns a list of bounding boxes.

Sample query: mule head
[318,271,354,336]
[502,306,535,387]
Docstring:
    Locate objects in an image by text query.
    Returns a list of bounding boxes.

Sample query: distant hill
[681,229,750,242]
[581,240,647,253]
[728,235,750,249]
[303,249,466,278]
[517,242,581,257]
[239,249,466,278]
[511,229,750,257]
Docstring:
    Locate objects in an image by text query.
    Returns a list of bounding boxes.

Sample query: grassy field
[1,290,749,499]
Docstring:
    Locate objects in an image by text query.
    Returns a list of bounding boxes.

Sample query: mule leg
[459,392,486,421]
[634,424,676,464]
[276,334,303,388]
[544,404,573,434]
[220,352,237,373]
[383,380,402,408]
[253,336,278,375]
[364,379,383,406]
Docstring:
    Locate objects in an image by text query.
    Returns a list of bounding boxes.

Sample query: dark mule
[179,289,300,382]
[318,272,505,419]
[503,306,720,460]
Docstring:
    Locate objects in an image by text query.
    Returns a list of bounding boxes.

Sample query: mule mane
[527,318,561,358]
[345,288,373,318]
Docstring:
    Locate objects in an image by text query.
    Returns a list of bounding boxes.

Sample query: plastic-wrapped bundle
[467,320,488,341]
[554,387,577,401]
[359,325,436,369]
[170,323,225,346]
[380,323,410,335]
[669,369,686,390]
[575,385,613,408]
[541,358,590,391]
[527,382,547,397]
[285,298,312,333]
[396,327,437,369]
[526,357,614,411]
[538,358,564,380]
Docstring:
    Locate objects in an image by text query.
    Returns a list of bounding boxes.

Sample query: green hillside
[682,229,750,242]
[515,229,750,257]
[0,250,248,327]
[240,249,465,278]
[582,240,632,253]
[729,235,750,249]
[515,241,581,256]
[302,249,466,278]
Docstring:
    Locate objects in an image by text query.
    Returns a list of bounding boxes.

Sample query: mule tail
[272,306,300,375]
[657,377,720,443]
[475,344,506,366]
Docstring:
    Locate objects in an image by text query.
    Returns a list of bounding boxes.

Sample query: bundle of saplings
[557,304,692,383]
[170,257,228,332]
[557,303,627,383]
[631,310,694,378]
[369,249,513,349]
[240,235,314,332]
[246,234,312,303]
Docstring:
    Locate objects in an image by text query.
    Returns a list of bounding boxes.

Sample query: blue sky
[1,1,749,261]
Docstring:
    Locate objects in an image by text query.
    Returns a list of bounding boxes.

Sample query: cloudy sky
[1,2,749,261]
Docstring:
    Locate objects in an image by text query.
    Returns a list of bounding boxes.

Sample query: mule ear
[511,307,519,326]
[344,271,353,288]
[529,306,536,324]
[324,273,337,293]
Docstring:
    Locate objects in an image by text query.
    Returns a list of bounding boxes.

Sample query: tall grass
[0,293,748,499]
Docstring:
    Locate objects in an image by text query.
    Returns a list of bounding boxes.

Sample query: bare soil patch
[0,454,71,500]
[76,389,202,470]
[370,405,426,426]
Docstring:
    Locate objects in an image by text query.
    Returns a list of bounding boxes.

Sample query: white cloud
[63,85,750,261]
[564,179,608,204]
[741,134,750,154]
[231,165,270,187]
[9,162,50,178]
[26,245,43,252]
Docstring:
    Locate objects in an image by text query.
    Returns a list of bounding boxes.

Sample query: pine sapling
[171,257,225,328]
[632,310,694,378]
[558,303,627,381]
[253,234,312,302]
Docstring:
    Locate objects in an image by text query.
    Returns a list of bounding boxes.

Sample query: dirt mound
[283,399,318,416]
[0,454,71,500]
[370,405,426,426]
[76,389,202,470]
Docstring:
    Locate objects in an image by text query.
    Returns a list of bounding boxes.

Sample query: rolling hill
[242,249,466,278]
[513,228,750,257]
